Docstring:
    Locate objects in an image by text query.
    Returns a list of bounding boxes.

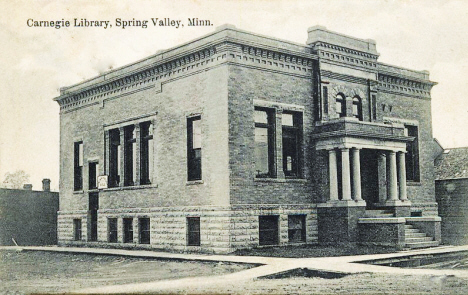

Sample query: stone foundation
[57,204,318,253]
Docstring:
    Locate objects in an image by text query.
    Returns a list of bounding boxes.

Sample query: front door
[89,193,99,241]
[360,149,379,209]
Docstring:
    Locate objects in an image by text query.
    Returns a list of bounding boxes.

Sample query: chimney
[42,179,51,192]
[23,184,33,190]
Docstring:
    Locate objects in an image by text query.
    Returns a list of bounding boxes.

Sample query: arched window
[352,96,362,120]
[336,94,346,117]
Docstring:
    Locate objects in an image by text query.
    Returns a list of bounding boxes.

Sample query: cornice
[377,73,433,99]
[56,38,316,113]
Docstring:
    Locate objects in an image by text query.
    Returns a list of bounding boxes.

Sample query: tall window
[255,108,274,178]
[88,162,98,190]
[124,126,137,186]
[139,218,151,244]
[187,217,200,246]
[323,86,329,116]
[123,218,133,243]
[187,116,202,181]
[336,94,346,117]
[352,96,362,120]
[74,142,83,191]
[282,112,303,178]
[73,219,82,241]
[405,125,420,182]
[109,129,121,188]
[108,218,118,243]
[371,94,377,120]
[140,122,153,185]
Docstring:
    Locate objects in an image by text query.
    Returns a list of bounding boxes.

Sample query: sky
[1,0,467,191]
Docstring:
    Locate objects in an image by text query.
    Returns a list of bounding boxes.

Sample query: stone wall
[57,204,318,253]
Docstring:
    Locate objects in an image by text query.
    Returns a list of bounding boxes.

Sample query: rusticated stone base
[57,204,318,253]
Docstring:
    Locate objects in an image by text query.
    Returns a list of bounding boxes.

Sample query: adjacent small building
[54,25,441,253]
[0,179,59,246]
[435,147,468,245]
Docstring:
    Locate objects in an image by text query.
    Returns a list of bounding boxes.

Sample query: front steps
[359,210,440,250]
[404,224,440,249]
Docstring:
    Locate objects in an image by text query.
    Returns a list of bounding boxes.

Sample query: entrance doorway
[360,149,379,209]
[89,193,99,241]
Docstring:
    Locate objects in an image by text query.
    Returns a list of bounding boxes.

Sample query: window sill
[186,180,204,186]
[254,178,307,183]
[73,190,84,194]
[103,184,158,192]
[407,181,421,186]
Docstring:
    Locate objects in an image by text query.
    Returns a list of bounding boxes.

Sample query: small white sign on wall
[97,175,108,189]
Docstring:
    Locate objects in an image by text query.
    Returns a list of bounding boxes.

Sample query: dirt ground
[0,249,251,294]
[234,243,399,258]
[2,249,468,294]
[166,273,468,295]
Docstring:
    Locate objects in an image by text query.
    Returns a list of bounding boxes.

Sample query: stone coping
[358,217,406,224]
[405,216,442,222]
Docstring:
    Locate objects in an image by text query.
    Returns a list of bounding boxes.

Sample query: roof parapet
[307,25,379,57]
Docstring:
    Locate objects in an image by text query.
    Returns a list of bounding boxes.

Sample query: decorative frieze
[58,46,219,112]
[378,73,434,99]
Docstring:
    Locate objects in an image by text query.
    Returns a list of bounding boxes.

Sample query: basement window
[139,218,151,244]
[259,215,279,246]
[73,219,82,241]
[123,218,133,243]
[108,218,118,243]
[288,215,306,243]
[187,217,201,246]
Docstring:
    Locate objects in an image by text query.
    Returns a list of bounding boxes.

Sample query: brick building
[0,179,58,246]
[435,147,468,245]
[54,25,441,253]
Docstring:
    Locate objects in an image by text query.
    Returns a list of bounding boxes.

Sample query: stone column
[341,148,352,200]
[387,151,398,201]
[398,151,408,201]
[119,127,125,187]
[378,152,387,203]
[328,149,339,201]
[352,148,362,201]
[104,130,110,175]
[275,108,285,179]
[134,124,141,186]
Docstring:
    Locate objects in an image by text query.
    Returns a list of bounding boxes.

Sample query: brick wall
[0,189,59,246]
[227,64,316,204]
[436,178,468,245]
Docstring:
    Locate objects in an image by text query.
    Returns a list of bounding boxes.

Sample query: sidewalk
[3,244,468,294]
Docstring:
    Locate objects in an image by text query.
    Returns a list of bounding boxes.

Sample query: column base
[319,199,367,208]
[382,200,412,217]
[318,200,366,244]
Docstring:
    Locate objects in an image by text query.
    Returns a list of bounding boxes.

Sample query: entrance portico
[314,118,414,243]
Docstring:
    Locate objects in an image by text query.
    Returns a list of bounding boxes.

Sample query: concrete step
[405,232,427,238]
[405,228,420,233]
[405,241,440,249]
[405,236,433,243]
